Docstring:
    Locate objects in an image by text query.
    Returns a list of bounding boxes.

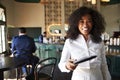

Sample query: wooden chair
[34,57,57,80]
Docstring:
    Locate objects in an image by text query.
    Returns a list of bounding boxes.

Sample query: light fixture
[101,0,110,2]
[87,0,91,1]
[87,0,110,4]
[91,0,96,4]
[69,0,74,1]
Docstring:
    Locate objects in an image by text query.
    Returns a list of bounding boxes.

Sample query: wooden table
[0,56,25,80]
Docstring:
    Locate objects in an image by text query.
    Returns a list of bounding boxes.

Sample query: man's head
[18,27,26,35]
[43,31,47,37]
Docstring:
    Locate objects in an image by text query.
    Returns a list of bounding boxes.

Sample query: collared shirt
[58,34,111,80]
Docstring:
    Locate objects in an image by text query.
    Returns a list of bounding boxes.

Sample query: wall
[101,4,120,36]
[1,0,45,32]
[13,2,45,29]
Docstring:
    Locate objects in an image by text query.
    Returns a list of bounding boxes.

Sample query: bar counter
[35,42,64,63]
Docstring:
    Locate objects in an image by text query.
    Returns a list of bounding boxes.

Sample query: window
[0,4,7,53]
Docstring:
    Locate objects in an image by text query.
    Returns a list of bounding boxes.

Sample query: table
[0,56,25,80]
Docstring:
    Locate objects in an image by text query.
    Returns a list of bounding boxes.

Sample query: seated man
[11,27,39,76]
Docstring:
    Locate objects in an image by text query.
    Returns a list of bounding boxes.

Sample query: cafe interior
[0,0,120,80]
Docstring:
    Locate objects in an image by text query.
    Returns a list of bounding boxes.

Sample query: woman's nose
[83,21,88,26]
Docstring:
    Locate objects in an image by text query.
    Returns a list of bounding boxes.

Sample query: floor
[4,65,120,80]
[4,69,26,80]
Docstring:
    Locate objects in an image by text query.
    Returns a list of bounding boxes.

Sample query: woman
[58,6,111,80]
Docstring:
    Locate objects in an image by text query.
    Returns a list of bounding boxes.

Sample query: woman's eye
[87,20,92,23]
[79,20,84,23]
[79,20,92,24]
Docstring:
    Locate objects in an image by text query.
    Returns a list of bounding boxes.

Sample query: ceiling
[14,0,120,5]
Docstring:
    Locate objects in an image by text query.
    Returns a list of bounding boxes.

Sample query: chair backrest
[34,57,57,80]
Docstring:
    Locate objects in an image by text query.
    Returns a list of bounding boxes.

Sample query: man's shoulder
[12,36,19,39]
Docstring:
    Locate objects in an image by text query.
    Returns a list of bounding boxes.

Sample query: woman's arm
[58,39,72,72]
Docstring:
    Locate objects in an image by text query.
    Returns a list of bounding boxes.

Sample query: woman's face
[78,14,93,37]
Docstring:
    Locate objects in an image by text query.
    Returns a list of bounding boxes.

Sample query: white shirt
[43,37,48,43]
[58,34,111,80]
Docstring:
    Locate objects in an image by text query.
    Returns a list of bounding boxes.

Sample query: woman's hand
[65,59,76,71]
